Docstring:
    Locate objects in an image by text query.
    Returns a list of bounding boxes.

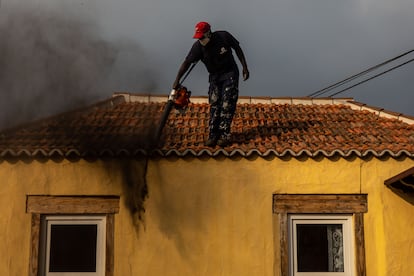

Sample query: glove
[243,68,250,81]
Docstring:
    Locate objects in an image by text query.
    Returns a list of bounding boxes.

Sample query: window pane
[49,224,97,272]
[296,224,344,272]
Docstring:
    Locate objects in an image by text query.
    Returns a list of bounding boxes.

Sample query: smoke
[0,3,158,130]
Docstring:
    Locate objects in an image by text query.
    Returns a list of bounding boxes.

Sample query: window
[39,216,106,276]
[289,215,354,276]
[26,196,120,276]
[273,194,367,276]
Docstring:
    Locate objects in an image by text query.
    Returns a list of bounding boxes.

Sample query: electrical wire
[308,48,414,97]
[327,57,414,97]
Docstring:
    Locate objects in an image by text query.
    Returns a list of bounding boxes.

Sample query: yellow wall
[0,156,413,276]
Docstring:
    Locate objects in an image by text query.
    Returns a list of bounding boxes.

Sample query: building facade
[1,94,413,276]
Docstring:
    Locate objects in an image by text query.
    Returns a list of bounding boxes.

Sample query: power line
[327,57,414,97]
[308,48,414,98]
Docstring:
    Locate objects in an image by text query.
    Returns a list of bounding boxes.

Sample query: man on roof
[172,21,250,147]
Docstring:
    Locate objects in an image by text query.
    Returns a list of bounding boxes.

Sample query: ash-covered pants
[208,71,239,140]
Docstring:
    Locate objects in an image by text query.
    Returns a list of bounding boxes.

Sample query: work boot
[217,135,231,147]
[205,136,218,147]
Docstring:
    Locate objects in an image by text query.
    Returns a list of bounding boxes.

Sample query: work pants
[208,71,239,140]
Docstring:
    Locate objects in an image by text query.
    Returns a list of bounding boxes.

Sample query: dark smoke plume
[0,4,157,130]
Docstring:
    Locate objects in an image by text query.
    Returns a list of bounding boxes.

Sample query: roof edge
[384,166,414,186]
[340,99,414,124]
[114,92,355,105]
[2,148,413,159]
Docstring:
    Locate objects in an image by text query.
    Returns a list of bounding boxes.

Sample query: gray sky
[1,0,414,128]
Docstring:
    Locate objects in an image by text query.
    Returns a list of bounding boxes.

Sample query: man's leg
[206,81,222,146]
[217,74,239,147]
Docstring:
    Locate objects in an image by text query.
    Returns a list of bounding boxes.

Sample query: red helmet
[193,22,211,39]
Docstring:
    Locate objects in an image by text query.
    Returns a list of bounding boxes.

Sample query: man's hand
[243,68,250,81]
[168,89,177,101]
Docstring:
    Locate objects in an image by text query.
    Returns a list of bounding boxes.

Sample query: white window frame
[39,215,107,276]
[289,215,354,276]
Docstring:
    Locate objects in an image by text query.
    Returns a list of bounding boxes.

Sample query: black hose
[154,100,174,144]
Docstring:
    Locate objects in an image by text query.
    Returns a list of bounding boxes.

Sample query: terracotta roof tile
[0,93,414,158]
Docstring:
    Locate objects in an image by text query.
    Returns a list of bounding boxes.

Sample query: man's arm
[172,60,192,89]
[234,44,249,81]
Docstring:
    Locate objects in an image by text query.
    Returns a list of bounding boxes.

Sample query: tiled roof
[1,93,414,158]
